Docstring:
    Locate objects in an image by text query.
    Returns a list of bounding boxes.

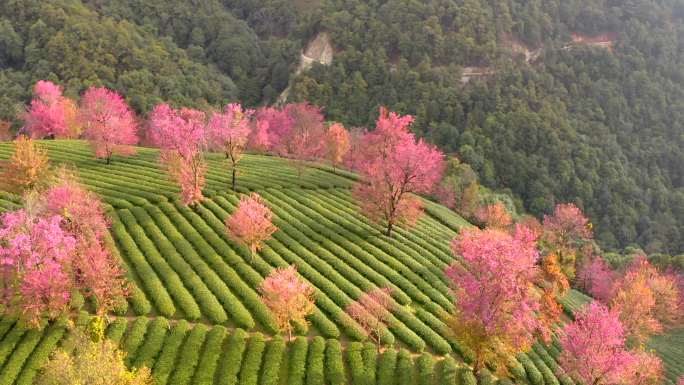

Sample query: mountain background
[1,0,682,255]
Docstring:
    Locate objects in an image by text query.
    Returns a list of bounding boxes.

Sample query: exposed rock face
[299,32,333,73]
[277,32,333,104]
[565,32,617,51]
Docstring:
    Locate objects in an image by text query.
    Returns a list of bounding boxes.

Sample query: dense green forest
[1,0,682,254]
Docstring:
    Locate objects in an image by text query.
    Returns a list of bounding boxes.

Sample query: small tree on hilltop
[22,80,80,139]
[345,288,394,346]
[1,136,49,193]
[79,86,138,164]
[259,265,315,340]
[208,103,253,191]
[445,225,547,379]
[325,122,350,173]
[353,107,444,237]
[558,301,663,385]
[226,193,277,261]
[542,203,593,279]
[148,104,207,205]
[264,103,327,180]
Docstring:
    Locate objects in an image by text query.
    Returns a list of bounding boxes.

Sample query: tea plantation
[0,140,679,385]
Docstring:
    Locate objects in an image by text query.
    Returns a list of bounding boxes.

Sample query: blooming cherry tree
[148,104,207,205]
[225,193,277,260]
[325,122,350,173]
[0,176,128,326]
[611,257,680,345]
[208,103,253,191]
[259,265,315,340]
[576,256,616,303]
[559,301,662,385]
[542,203,593,279]
[345,288,394,346]
[79,87,138,164]
[22,80,79,139]
[445,225,546,377]
[353,108,444,236]
[0,211,76,326]
[475,202,512,230]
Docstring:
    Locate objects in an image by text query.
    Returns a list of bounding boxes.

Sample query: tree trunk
[232,167,237,191]
[385,221,393,237]
[106,156,111,165]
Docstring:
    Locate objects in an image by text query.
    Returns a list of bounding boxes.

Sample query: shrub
[518,353,543,385]
[110,218,176,317]
[377,349,398,385]
[122,317,150,366]
[440,356,459,385]
[396,349,414,385]
[287,337,309,385]
[145,204,252,328]
[305,336,326,385]
[152,320,190,385]
[259,335,286,385]
[119,209,202,321]
[168,323,208,385]
[458,368,477,385]
[131,317,170,369]
[527,349,560,385]
[131,206,227,323]
[216,328,249,385]
[324,340,346,385]
[362,342,378,385]
[476,368,495,385]
[416,353,435,385]
[13,323,66,385]
[0,328,43,385]
[192,325,227,385]
[346,342,365,385]
[0,318,16,340]
[105,317,129,344]
[239,333,267,385]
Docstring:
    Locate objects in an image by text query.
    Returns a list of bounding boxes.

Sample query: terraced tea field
[0,140,680,385]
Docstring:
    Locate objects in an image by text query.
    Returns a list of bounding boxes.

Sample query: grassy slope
[0,140,678,385]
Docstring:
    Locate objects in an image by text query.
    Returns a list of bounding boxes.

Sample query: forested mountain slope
[1,0,682,253]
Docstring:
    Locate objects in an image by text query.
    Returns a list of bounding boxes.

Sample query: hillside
[1,0,683,255]
[0,140,591,385]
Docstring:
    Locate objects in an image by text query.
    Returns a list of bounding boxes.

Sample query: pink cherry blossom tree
[610,257,681,346]
[148,104,207,205]
[542,203,594,279]
[44,175,128,313]
[207,103,253,191]
[0,211,76,326]
[345,287,394,346]
[262,103,327,180]
[225,193,277,260]
[325,122,350,173]
[259,265,316,340]
[22,80,79,139]
[353,107,444,236]
[474,202,513,230]
[0,179,128,326]
[445,225,547,378]
[79,87,138,164]
[576,256,616,303]
[558,301,663,385]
